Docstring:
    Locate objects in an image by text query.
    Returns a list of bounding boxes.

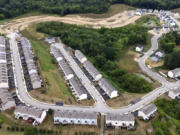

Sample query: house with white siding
[0,36,8,89]
[21,37,42,89]
[83,61,102,81]
[51,45,74,80]
[75,50,87,64]
[98,78,118,98]
[14,106,47,126]
[168,68,180,79]
[138,104,157,120]
[54,110,97,125]
[68,77,88,100]
[106,113,135,130]
[168,87,180,99]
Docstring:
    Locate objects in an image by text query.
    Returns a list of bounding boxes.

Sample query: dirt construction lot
[0,10,140,34]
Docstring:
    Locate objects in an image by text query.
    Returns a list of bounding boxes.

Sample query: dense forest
[1,0,180,20]
[153,99,180,135]
[160,32,180,69]
[37,22,152,93]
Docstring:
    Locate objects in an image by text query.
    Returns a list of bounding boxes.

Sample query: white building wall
[110,91,118,98]
[95,74,102,81]
[0,83,9,89]
[138,111,148,120]
[168,91,177,99]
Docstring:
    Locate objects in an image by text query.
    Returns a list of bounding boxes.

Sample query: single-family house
[155,50,165,58]
[136,45,143,52]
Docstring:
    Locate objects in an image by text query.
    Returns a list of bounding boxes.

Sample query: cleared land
[21,26,94,106]
[79,4,135,18]
[135,15,161,28]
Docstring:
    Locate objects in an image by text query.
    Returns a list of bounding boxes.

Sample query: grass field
[21,26,94,105]
[79,4,135,19]
[136,15,160,28]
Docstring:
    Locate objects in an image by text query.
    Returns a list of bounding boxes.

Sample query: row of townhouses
[138,104,157,120]
[14,106,47,126]
[75,50,118,99]
[0,36,16,111]
[50,45,88,101]
[54,110,97,125]
[20,37,42,89]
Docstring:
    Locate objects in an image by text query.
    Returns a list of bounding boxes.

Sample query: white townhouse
[98,78,118,98]
[68,77,88,101]
[54,110,97,126]
[14,106,47,126]
[21,37,42,89]
[0,36,8,89]
[168,68,180,79]
[83,61,102,81]
[168,87,180,99]
[106,113,135,130]
[50,45,63,62]
[138,104,157,120]
[75,50,87,64]
[58,60,74,80]
[0,89,16,111]
[50,45,74,80]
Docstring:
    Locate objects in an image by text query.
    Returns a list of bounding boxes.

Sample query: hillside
[1,0,180,20]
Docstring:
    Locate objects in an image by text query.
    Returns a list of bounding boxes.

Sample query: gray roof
[83,61,101,79]
[50,45,63,59]
[15,105,44,118]
[139,104,157,116]
[54,110,97,120]
[69,77,87,96]
[171,87,180,95]
[58,59,74,76]
[106,113,134,122]
[75,50,87,63]
[0,63,8,84]
[98,78,117,97]
[0,37,8,86]
[0,89,15,110]
[20,37,41,89]
[170,68,180,74]
[0,36,5,45]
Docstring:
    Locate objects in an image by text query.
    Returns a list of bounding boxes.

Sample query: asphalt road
[8,30,180,115]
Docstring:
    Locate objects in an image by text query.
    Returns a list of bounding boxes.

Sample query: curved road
[7,18,180,115]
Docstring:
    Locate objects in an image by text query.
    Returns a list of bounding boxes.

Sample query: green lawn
[21,27,72,103]
[136,15,160,28]
[0,129,23,135]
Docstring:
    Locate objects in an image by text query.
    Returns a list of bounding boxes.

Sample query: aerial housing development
[1,3,180,135]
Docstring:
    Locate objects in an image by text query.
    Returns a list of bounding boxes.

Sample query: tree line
[160,32,180,69]
[1,0,180,20]
[37,22,152,93]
